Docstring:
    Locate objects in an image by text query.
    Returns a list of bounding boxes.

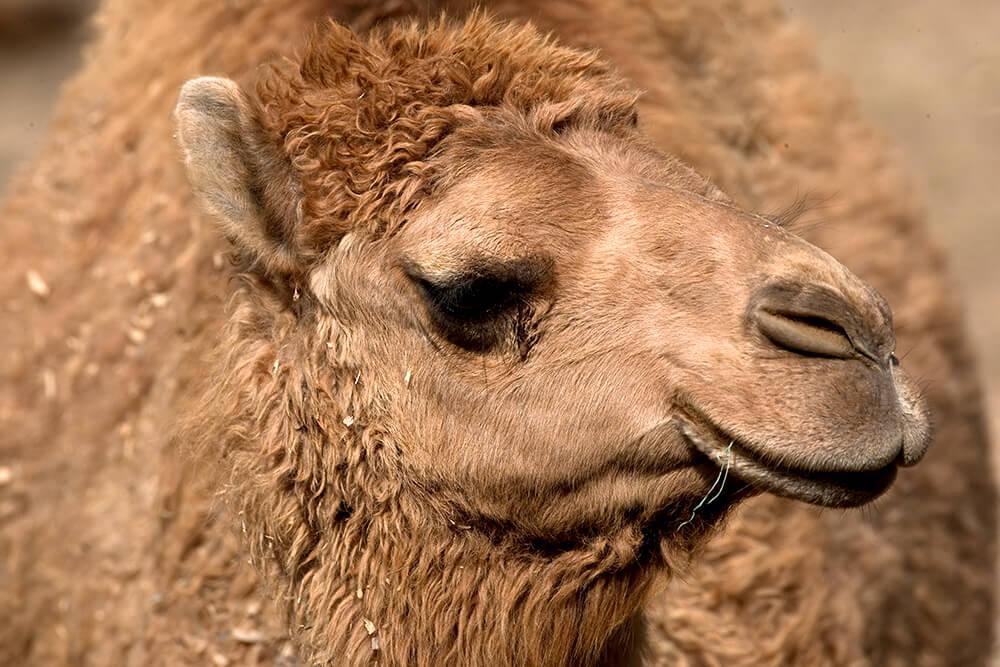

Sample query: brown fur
[0,1,994,666]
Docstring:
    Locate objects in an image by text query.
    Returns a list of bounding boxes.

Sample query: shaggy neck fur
[185,277,674,666]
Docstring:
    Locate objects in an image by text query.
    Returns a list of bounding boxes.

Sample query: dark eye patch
[404,256,550,352]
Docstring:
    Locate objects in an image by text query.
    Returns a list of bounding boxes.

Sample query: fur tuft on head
[253,11,640,256]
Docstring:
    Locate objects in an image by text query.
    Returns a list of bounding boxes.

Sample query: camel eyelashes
[404,257,550,351]
[415,274,528,352]
[417,273,528,320]
[406,258,549,316]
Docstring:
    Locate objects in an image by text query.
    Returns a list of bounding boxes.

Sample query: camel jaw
[673,411,899,508]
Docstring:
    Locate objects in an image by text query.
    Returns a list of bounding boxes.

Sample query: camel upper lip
[674,408,899,508]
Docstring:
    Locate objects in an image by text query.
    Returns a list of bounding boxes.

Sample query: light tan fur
[0,1,993,666]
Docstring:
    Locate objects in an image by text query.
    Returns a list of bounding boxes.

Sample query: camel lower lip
[675,411,898,508]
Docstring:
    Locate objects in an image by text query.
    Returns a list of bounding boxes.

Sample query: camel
[1,1,994,666]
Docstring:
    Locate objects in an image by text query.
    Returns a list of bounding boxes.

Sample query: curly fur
[249,15,638,264]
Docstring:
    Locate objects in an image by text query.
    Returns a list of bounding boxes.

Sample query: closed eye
[403,256,551,351]
[417,273,528,320]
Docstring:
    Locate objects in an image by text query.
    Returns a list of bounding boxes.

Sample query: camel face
[302,124,931,541]
[176,38,929,545]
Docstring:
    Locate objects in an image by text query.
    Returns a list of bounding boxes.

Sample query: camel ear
[175,76,300,276]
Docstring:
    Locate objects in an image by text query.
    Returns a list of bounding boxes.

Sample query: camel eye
[417,273,527,321]
[404,257,550,352]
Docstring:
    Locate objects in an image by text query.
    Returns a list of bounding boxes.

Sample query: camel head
[175,17,930,555]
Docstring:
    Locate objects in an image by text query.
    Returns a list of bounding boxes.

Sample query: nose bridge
[621,190,895,360]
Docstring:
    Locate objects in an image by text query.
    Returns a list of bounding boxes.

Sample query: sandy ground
[0,0,997,653]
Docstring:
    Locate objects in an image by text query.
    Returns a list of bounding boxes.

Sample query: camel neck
[288,518,657,666]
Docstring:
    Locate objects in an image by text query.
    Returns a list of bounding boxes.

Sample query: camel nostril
[755,309,855,359]
[750,283,882,362]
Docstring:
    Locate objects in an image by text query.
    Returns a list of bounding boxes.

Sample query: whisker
[678,442,733,531]
[897,344,918,362]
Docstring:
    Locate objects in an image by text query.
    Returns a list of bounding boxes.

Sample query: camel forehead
[397,146,607,266]
[391,132,777,285]
[400,145,722,249]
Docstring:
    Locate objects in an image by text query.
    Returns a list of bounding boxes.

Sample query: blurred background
[1,1,997,440]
